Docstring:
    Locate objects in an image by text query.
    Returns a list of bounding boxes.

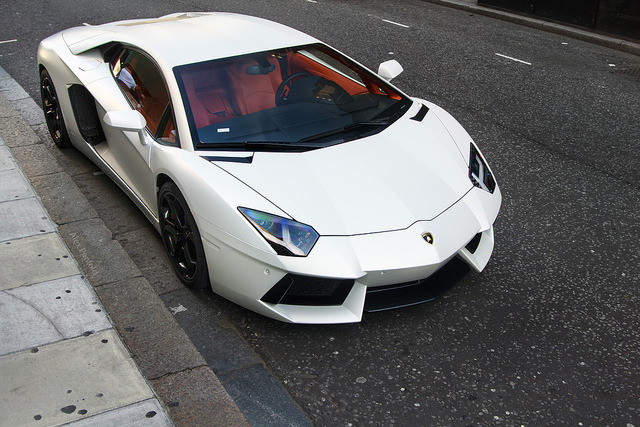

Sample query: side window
[111,49,177,144]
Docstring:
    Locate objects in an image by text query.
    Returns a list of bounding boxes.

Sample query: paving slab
[99,199,151,236]
[219,363,311,427]
[0,78,30,101]
[32,122,51,144]
[73,171,136,211]
[95,277,206,380]
[31,172,99,225]
[0,275,111,355]
[0,291,64,355]
[11,142,64,177]
[0,93,18,118]
[0,232,78,290]
[152,366,249,426]
[39,134,100,177]
[0,116,41,147]
[59,218,141,286]
[117,226,183,295]
[66,399,171,427]
[0,197,55,242]
[0,329,153,427]
[12,96,45,126]
[0,144,16,170]
[0,168,33,202]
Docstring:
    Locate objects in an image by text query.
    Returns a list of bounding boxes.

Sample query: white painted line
[608,63,616,67]
[382,19,409,28]
[495,53,532,66]
[306,0,317,3]
[0,39,17,45]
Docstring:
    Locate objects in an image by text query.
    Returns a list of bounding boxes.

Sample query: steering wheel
[275,72,311,106]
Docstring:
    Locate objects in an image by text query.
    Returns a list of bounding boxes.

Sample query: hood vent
[410,104,429,122]
[202,155,253,164]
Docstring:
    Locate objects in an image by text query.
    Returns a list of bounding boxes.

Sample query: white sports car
[38,12,501,323]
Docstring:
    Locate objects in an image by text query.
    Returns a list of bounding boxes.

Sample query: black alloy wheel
[40,68,71,148]
[158,182,210,289]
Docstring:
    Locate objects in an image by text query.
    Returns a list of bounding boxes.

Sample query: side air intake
[68,85,105,145]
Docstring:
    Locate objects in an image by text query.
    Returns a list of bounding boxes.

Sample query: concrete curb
[421,0,640,57]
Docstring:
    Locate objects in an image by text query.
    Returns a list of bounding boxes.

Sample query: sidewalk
[0,100,171,423]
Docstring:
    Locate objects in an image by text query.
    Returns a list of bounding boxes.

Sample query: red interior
[181,49,401,132]
[227,57,282,115]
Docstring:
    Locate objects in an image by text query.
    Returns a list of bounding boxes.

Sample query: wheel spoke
[182,239,198,270]
[163,205,177,228]
[45,85,56,104]
[166,197,186,228]
[162,222,179,256]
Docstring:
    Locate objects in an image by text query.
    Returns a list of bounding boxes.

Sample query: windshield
[174,44,411,151]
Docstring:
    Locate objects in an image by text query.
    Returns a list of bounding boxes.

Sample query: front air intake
[465,232,482,253]
[261,274,354,306]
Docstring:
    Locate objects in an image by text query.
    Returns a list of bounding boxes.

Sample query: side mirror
[377,59,403,81]
[103,110,147,145]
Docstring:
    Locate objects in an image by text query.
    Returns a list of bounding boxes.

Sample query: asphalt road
[1,0,639,425]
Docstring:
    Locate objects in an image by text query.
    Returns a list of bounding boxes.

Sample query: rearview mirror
[377,59,403,81]
[103,110,147,145]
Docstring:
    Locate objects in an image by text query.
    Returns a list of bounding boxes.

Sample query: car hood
[214,112,472,236]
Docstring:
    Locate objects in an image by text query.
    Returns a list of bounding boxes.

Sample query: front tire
[40,68,71,148]
[158,182,210,290]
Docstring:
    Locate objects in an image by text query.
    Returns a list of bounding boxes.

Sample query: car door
[104,48,177,213]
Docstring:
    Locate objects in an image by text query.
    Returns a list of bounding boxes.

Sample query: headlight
[239,207,319,256]
[469,144,496,193]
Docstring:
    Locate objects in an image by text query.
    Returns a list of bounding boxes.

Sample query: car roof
[62,12,319,69]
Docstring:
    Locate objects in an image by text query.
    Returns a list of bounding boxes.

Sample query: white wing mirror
[377,59,404,81]
[103,110,147,145]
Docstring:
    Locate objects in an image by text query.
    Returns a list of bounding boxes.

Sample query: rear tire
[158,182,210,290]
[40,68,71,148]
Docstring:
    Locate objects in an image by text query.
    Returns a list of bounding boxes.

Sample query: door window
[111,49,177,144]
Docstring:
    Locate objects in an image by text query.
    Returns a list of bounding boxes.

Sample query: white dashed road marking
[495,53,532,65]
[382,19,410,28]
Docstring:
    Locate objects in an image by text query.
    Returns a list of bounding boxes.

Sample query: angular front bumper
[201,186,501,324]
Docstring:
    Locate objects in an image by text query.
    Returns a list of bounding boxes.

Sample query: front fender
[151,146,290,268]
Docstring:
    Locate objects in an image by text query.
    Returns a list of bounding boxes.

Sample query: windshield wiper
[198,141,323,152]
[367,100,410,123]
[297,121,391,144]
[244,141,324,151]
